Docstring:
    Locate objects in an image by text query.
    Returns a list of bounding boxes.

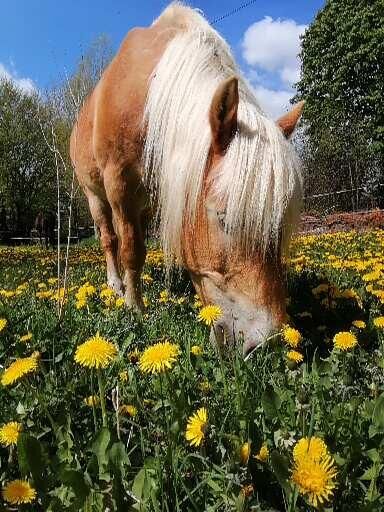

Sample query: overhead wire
[210,0,259,25]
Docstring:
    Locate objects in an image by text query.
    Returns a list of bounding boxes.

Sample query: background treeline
[0,0,383,239]
[0,37,112,239]
[295,0,383,213]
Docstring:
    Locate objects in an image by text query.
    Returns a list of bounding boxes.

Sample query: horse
[34,211,56,248]
[70,3,303,356]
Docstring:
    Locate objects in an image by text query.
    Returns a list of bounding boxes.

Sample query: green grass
[0,230,383,511]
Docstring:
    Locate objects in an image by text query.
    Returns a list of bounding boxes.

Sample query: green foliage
[295,0,383,210]
[0,80,57,233]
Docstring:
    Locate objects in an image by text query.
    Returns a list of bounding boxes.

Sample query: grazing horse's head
[182,79,303,356]
[144,5,303,356]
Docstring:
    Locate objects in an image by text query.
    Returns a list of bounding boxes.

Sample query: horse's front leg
[85,187,125,297]
[104,165,146,312]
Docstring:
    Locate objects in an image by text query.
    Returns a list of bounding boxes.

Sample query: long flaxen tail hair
[143,2,302,266]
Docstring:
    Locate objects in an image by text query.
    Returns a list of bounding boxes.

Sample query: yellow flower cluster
[290,230,384,306]
[145,249,164,267]
[75,282,96,309]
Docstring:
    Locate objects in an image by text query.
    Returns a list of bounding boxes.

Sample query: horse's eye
[216,211,227,231]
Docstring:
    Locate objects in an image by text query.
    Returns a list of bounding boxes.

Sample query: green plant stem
[97,368,107,428]
[287,485,299,512]
[90,371,98,432]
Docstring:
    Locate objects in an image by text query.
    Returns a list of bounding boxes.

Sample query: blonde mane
[143,3,302,264]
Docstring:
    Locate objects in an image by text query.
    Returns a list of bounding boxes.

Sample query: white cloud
[0,63,36,94]
[242,16,306,87]
[252,85,293,119]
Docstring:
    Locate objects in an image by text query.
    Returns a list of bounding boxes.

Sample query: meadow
[0,230,383,511]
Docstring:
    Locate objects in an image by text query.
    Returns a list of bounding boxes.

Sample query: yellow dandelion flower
[100,287,116,307]
[141,273,153,283]
[293,437,328,463]
[197,305,222,326]
[20,332,33,342]
[139,341,179,374]
[120,404,137,417]
[362,270,382,282]
[240,442,250,464]
[83,395,100,407]
[0,290,16,298]
[193,294,202,309]
[352,320,366,329]
[282,326,302,348]
[191,345,203,356]
[158,290,170,303]
[2,480,36,505]
[287,350,304,363]
[36,290,53,299]
[292,453,337,508]
[76,298,87,309]
[373,316,384,329]
[0,318,8,332]
[74,332,117,369]
[1,353,39,386]
[0,422,22,446]
[185,407,208,447]
[333,331,358,351]
[119,370,129,382]
[255,444,269,462]
[115,297,125,308]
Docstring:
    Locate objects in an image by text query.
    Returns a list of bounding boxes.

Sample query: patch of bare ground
[299,209,384,234]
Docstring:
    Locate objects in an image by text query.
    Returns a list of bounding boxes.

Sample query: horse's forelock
[143,4,302,265]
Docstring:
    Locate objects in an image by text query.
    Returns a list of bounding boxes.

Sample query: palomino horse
[70,4,303,356]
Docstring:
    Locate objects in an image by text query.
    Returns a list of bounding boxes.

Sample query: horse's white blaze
[143,3,302,265]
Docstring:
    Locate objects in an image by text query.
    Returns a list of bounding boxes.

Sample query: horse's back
[71,20,178,186]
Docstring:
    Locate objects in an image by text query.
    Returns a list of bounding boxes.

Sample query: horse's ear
[276,100,305,138]
[209,76,239,155]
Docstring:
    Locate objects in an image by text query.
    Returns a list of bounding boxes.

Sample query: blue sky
[0,0,324,116]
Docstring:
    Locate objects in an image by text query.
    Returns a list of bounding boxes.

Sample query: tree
[0,80,57,234]
[0,37,113,237]
[295,0,383,211]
